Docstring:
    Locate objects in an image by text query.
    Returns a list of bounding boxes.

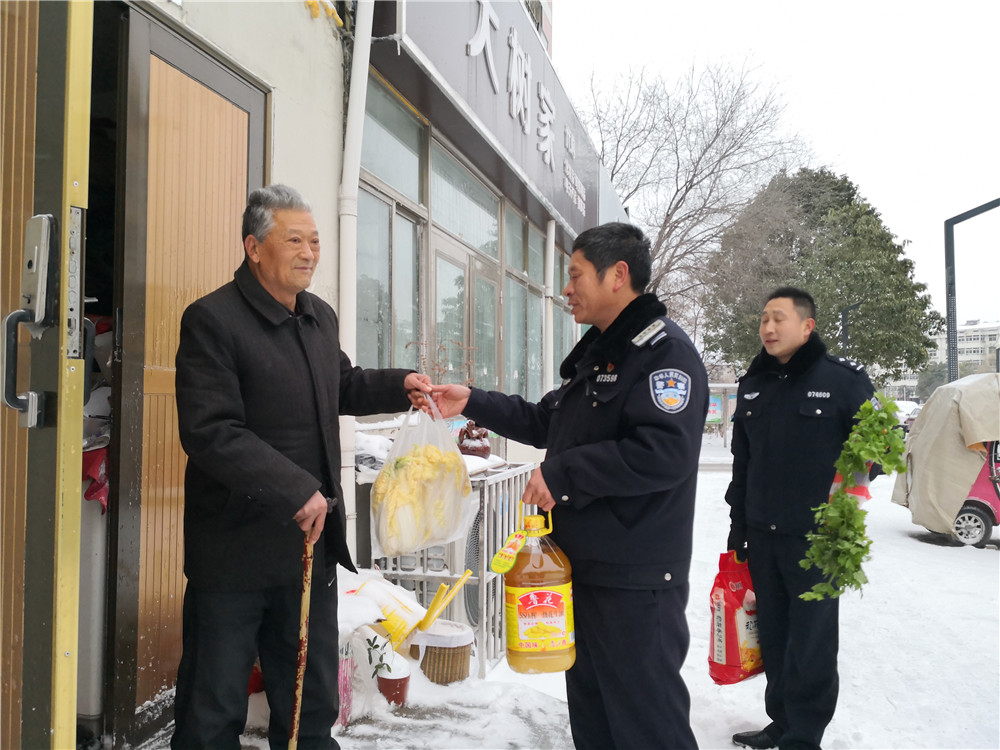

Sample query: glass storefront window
[552,306,564,390]
[527,289,543,401]
[362,79,424,203]
[357,190,391,368]
[528,226,544,284]
[562,309,577,361]
[436,257,467,383]
[431,141,499,259]
[393,215,420,370]
[505,277,527,397]
[505,210,525,272]
[358,189,421,370]
[555,248,570,295]
[474,277,498,391]
[552,304,577,392]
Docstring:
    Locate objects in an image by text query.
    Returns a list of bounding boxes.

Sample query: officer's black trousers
[171,569,341,750]
[566,583,698,749]
[747,528,839,750]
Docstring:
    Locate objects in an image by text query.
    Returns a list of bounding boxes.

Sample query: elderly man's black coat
[175,261,411,590]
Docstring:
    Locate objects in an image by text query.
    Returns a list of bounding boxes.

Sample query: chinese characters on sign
[563,125,576,159]
[563,159,586,215]
[466,0,584,215]
[537,82,555,171]
[467,0,500,93]
[507,28,531,134]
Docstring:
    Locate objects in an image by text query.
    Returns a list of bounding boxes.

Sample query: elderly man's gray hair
[241,184,311,242]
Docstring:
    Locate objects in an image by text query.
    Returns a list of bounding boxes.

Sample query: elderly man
[173,184,429,749]
[432,222,708,749]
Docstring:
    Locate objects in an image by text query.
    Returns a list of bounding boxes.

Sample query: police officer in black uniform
[726,287,874,750]
[432,222,708,749]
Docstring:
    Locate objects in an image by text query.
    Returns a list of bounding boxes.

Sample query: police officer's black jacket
[176,261,413,590]
[725,332,875,539]
[465,293,709,590]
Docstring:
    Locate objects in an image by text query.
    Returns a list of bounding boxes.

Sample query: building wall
[929,321,1000,366]
[886,320,999,400]
[149,0,347,305]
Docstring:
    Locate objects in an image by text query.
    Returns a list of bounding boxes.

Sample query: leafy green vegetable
[799,393,907,600]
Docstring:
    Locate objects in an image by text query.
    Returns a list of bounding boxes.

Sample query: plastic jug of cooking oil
[492,511,575,674]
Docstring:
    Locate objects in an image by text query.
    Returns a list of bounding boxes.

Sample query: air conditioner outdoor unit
[376,462,534,677]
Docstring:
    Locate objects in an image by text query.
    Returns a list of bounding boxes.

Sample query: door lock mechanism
[3,214,58,428]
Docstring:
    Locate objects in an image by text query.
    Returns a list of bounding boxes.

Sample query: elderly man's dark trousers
[171,573,341,750]
[566,583,698,749]
[747,527,839,750]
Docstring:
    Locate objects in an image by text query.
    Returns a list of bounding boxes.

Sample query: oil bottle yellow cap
[524,515,545,530]
[524,514,551,536]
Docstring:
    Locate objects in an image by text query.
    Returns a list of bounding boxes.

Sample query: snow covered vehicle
[893,399,920,426]
[891,373,1000,547]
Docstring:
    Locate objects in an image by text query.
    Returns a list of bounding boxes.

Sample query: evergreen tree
[703,168,943,383]
[916,360,989,400]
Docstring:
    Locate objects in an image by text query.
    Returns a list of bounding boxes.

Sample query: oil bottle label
[504,582,575,652]
[491,530,528,574]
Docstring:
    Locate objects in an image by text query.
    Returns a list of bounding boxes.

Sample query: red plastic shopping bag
[708,551,763,685]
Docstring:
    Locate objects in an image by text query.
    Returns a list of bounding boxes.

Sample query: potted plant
[366,635,410,706]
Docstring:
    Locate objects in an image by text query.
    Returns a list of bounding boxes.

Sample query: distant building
[885,319,999,401]
[929,319,1000,368]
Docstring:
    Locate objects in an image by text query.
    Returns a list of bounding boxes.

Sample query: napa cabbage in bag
[371,403,473,557]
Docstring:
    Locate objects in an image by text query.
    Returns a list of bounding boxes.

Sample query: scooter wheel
[953,504,993,548]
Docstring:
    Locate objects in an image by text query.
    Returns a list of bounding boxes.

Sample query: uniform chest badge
[650,368,691,413]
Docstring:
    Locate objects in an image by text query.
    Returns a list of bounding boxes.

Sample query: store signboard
[386,0,602,232]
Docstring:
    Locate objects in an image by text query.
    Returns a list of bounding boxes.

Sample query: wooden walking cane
[289,533,314,750]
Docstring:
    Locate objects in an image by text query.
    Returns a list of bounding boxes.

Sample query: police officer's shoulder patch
[828,353,866,373]
[650,368,691,413]
[632,319,666,347]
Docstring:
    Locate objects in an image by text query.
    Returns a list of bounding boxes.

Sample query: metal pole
[944,222,958,383]
[943,197,1000,382]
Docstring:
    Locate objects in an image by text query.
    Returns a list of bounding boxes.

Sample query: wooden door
[2,2,93,747]
[1,4,39,748]
[106,11,265,744]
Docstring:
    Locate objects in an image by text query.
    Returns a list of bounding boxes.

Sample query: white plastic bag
[370,403,473,557]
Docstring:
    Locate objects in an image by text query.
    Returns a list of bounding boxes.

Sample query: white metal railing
[378,462,535,677]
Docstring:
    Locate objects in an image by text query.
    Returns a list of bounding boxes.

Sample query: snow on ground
[686,470,999,750]
[139,434,999,749]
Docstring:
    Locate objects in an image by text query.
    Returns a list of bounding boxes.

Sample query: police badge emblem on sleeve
[650,369,691,413]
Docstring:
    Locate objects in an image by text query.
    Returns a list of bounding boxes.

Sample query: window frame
[356,184,426,370]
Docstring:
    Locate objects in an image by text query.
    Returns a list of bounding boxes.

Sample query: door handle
[2,214,57,429]
[3,308,45,428]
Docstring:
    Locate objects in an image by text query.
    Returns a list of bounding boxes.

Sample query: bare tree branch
[579,62,807,331]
